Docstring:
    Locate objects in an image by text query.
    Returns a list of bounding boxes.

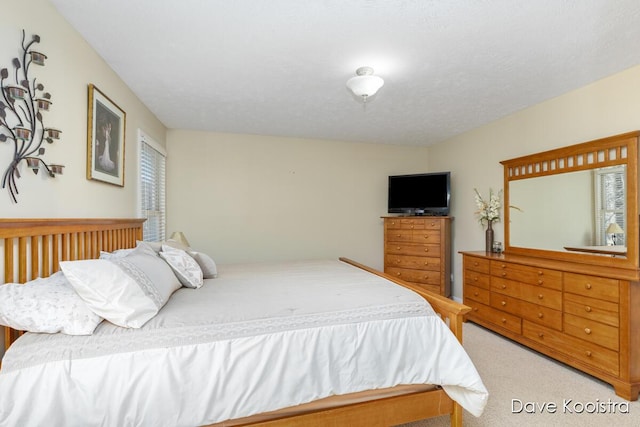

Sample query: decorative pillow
[60,242,181,328]
[187,250,218,279]
[159,245,204,288]
[142,239,218,279]
[141,239,189,253]
[99,248,135,260]
[0,271,103,335]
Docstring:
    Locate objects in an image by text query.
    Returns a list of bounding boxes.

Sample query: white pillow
[0,271,103,335]
[160,244,204,288]
[187,250,218,279]
[60,242,181,328]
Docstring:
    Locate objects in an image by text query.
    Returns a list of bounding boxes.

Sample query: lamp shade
[170,231,191,247]
[346,66,384,101]
[606,223,624,234]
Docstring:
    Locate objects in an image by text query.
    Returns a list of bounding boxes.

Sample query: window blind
[139,134,166,242]
[595,167,625,246]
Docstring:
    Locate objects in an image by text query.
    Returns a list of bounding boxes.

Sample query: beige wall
[3,0,640,305]
[429,64,640,300]
[0,0,166,218]
[166,130,430,270]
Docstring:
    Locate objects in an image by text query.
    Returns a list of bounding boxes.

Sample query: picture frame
[87,84,126,186]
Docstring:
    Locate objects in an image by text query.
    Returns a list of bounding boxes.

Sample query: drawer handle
[584,328,592,335]
[501,272,507,277]
[473,291,479,296]
[537,270,543,276]
[423,235,429,239]
[501,301,506,306]
[537,280,543,286]
[410,225,414,229]
[396,272,402,277]
[396,246,401,250]
[585,283,592,290]
[501,318,507,323]
[585,306,592,313]
[424,248,429,253]
[423,261,429,266]
[500,264,506,269]
[586,351,592,357]
[538,294,543,300]
[473,307,478,312]
[473,276,478,282]
[396,234,402,238]
[473,262,479,266]
[501,284,506,289]
[537,313,543,319]
[538,333,544,338]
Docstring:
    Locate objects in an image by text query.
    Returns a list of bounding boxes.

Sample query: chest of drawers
[462,251,640,401]
[384,216,452,296]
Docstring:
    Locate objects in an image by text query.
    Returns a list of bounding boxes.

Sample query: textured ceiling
[49,0,640,146]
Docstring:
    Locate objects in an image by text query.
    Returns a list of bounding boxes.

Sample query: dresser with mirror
[461,131,640,400]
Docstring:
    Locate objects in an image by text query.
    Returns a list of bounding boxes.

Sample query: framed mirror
[502,131,639,270]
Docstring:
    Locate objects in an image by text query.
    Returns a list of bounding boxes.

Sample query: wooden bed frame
[0,218,472,427]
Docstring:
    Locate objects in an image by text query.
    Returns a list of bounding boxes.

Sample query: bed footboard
[339,257,471,427]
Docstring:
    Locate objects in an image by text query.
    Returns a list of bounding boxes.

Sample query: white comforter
[0,259,487,426]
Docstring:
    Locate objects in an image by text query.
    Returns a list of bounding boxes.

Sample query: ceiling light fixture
[346,66,384,103]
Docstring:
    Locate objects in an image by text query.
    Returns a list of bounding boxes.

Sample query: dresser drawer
[466,300,522,334]
[385,217,441,230]
[408,230,441,244]
[490,293,562,331]
[564,293,619,327]
[564,313,619,351]
[413,283,440,295]
[464,284,490,305]
[490,261,561,290]
[464,269,490,290]
[464,256,490,275]
[385,267,440,285]
[564,272,619,302]
[491,277,562,310]
[385,255,441,271]
[386,230,415,242]
[385,243,440,257]
[523,321,619,376]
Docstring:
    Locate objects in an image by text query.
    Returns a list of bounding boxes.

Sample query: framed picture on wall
[87,84,126,186]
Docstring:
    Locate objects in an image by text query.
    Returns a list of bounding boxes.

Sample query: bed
[0,218,487,426]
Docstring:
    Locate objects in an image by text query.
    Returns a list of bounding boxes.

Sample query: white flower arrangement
[474,188,502,225]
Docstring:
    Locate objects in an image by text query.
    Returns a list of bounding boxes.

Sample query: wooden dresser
[461,250,640,400]
[383,216,452,297]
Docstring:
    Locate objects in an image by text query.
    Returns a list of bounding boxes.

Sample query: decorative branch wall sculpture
[0,30,63,203]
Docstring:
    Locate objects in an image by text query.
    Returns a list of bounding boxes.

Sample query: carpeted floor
[399,322,640,427]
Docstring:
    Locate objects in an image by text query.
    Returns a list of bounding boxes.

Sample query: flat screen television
[387,172,451,216]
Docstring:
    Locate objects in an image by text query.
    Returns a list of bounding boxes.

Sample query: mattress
[0,259,487,426]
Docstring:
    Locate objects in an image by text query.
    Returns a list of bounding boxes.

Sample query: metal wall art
[0,30,63,203]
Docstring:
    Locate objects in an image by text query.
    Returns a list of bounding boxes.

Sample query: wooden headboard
[0,218,144,353]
